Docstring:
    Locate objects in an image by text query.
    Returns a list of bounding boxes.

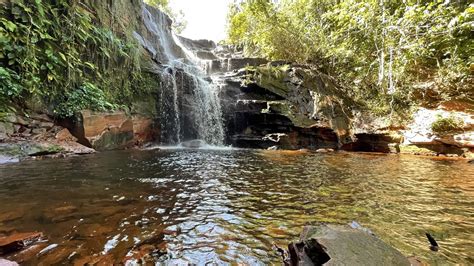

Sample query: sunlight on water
[0,150,473,264]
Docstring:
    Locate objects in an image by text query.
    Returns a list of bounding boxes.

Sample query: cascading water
[189,75,225,145]
[158,68,181,144]
[136,5,225,146]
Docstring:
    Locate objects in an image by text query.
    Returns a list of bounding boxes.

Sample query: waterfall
[136,5,225,146]
[158,68,181,144]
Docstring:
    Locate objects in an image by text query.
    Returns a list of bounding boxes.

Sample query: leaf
[1,20,17,32]
[35,0,45,17]
[59,52,67,62]
[84,62,96,69]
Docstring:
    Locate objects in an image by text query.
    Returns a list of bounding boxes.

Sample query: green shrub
[0,67,24,112]
[54,82,117,117]
[431,115,465,135]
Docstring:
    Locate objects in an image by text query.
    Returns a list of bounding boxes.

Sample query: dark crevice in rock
[288,239,331,266]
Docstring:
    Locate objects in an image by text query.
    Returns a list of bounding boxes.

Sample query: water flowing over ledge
[134,5,225,146]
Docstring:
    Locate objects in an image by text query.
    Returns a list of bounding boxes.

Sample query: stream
[0,149,473,264]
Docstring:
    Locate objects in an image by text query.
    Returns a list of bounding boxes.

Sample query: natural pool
[0,149,473,264]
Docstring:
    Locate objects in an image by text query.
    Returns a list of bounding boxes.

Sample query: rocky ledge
[0,113,95,164]
[0,110,158,164]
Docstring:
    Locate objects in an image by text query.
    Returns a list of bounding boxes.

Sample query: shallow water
[0,149,473,264]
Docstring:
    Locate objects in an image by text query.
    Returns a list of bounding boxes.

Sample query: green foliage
[227,0,474,117]
[0,67,23,110]
[0,0,151,117]
[55,82,116,118]
[431,115,465,135]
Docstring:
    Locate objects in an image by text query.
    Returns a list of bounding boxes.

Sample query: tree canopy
[227,0,473,115]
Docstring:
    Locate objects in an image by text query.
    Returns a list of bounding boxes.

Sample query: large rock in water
[70,111,156,150]
[287,224,410,265]
[70,111,155,150]
[244,64,356,146]
[72,110,134,150]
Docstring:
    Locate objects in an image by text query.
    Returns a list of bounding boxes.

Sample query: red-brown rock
[73,111,135,150]
[0,232,43,255]
[132,115,155,145]
[55,128,77,142]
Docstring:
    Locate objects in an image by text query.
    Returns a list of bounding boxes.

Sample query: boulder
[55,128,77,142]
[70,110,157,150]
[287,224,410,265]
[31,128,47,135]
[39,122,54,130]
[72,111,135,151]
[0,122,14,138]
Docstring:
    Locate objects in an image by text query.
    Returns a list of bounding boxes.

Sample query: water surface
[0,149,473,264]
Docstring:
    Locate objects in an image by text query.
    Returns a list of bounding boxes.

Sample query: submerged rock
[0,232,43,255]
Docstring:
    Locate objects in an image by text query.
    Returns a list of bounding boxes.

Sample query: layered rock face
[68,111,156,151]
[177,41,354,150]
[180,46,343,149]
[183,41,473,156]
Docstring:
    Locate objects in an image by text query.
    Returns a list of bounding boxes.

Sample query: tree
[226,0,473,116]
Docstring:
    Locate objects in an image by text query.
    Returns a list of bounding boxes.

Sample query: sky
[169,0,233,42]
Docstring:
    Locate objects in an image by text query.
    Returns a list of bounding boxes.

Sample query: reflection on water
[0,150,473,264]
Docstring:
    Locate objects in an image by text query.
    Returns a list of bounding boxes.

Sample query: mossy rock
[248,64,356,144]
[0,142,65,158]
[263,101,320,128]
[399,145,438,155]
[91,131,134,151]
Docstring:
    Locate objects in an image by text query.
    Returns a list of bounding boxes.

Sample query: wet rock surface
[209,65,342,150]
[209,59,473,155]
[0,232,43,255]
